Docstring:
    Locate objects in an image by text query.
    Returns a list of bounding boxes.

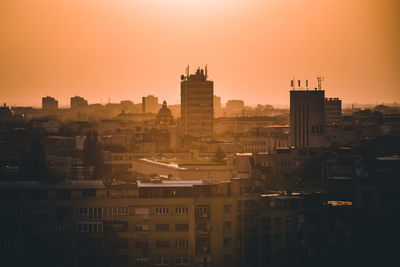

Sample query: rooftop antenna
[317,74,325,90]
[205,64,208,79]
[185,65,189,78]
[291,77,295,90]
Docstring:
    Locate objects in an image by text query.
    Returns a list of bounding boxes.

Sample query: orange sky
[1,0,399,107]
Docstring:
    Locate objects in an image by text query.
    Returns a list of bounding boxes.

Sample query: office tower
[42,96,58,110]
[290,80,325,148]
[70,96,88,109]
[181,66,214,138]
[142,95,160,114]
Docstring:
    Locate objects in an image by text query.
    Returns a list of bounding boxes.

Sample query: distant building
[214,95,222,118]
[142,95,160,114]
[181,66,214,138]
[290,88,325,148]
[42,96,58,110]
[325,97,342,125]
[156,101,174,125]
[225,100,244,117]
[70,96,88,109]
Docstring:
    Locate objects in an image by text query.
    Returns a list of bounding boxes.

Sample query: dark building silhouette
[290,85,325,148]
[181,66,214,138]
[156,101,174,125]
[70,96,88,109]
[42,96,58,110]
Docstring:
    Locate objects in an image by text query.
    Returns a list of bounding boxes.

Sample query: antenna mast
[317,74,325,90]
[185,65,189,78]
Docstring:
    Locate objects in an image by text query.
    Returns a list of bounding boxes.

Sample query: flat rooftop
[137,180,211,188]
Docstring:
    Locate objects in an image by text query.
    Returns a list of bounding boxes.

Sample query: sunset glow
[1,0,399,106]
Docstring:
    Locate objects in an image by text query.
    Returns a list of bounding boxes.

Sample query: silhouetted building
[181,66,214,138]
[226,100,244,117]
[156,101,174,125]
[42,96,58,110]
[214,95,222,118]
[325,97,342,125]
[70,96,88,109]
[290,88,325,148]
[142,95,160,114]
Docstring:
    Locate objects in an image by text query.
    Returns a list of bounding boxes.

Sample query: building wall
[325,98,342,125]
[290,90,325,148]
[181,68,214,138]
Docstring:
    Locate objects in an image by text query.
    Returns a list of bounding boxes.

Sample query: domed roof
[158,101,172,117]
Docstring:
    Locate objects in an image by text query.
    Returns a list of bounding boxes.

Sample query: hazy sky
[1,0,399,107]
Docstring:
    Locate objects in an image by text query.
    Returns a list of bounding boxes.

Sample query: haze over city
[1,0,400,107]
[1,1,400,267]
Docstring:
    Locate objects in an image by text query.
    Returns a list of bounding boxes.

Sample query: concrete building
[70,96,88,109]
[181,66,214,138]
[213,95,222,118]
[237,126,290,153]
[132,158,234,180]
[325,98,342,125]
[42,96,58,110]
[290,89,325,148]
[142,95,161,114]
[0,178,353,267]
[225,100,244,117]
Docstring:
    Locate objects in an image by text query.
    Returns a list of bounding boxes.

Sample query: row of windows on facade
[0,205,232,218]
[135,240,189,249]
[78,207,129,219]
[136,256,232,267]
[135,257,189,266]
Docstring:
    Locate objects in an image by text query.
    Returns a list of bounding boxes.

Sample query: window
[175,207,189,214]
[175,257,189,265]
[135,258,149,266]
[135,240,149,249]
[82,189,96,197]
[103,207,128,219]
[135,224,149,231]
[223,221,231,232]
[175,223,189,231]
[196,223,207,232]
[155,257,169,265]
[79,208,88,217]
[155,224,170,231]
[77,222,103,233]
[156,207,169,215]
[176,240,189,248]
[135,208,150,215]
[223,238,232,247]
[262,217,271,231]
[223,205,231,214]
[156,240,170,248]
[195,238,209,253]
[55,190,71,200]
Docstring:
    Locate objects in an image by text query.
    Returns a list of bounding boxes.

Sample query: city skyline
[1,0,400,107]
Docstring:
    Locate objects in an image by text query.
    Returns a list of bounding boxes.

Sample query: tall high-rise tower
[181,66,214,138]
[290,80,325,148]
